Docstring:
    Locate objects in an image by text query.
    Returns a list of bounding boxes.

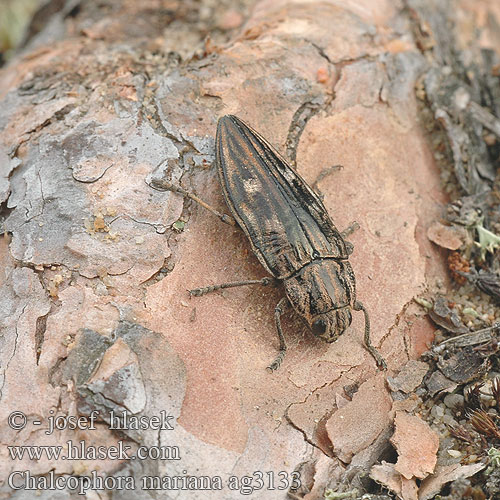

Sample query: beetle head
[311,308,352,343]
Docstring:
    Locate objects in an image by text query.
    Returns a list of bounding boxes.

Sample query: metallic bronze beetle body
[153,115,386,371]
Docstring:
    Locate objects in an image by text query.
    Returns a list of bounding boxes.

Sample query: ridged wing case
[216,115,348,280]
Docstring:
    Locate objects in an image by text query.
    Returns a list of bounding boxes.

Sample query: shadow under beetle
[151,115,386,371]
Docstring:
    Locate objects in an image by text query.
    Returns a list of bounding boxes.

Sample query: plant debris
[365,1,500,496]
[427,221,464,250]
[427,295,468,334]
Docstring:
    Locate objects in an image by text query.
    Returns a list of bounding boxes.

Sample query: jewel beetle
[151,115,386,371]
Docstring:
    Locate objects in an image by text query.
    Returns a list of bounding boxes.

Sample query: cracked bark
[0,0,480,498]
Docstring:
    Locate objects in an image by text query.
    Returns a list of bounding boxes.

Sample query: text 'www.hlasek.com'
[5,409,301,496]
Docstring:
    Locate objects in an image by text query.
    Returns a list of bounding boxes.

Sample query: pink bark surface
[2,0,488,498]
[392,412,439,480]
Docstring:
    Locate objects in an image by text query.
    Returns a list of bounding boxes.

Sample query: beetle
[151,115,386,371]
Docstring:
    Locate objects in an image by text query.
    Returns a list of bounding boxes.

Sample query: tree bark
[1,0,498,498]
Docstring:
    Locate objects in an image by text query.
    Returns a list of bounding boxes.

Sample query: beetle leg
[353,301,387,370]
[189,277,274,296]
[341,222,360,255]
[267,297,289,372]
[344,241,354,255]
[311,164,343,195]
[340,221,360,239]
[149,178,236,226]
[340,222,360,255]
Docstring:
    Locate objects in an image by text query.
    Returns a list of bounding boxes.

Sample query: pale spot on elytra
[242,178,261,194]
